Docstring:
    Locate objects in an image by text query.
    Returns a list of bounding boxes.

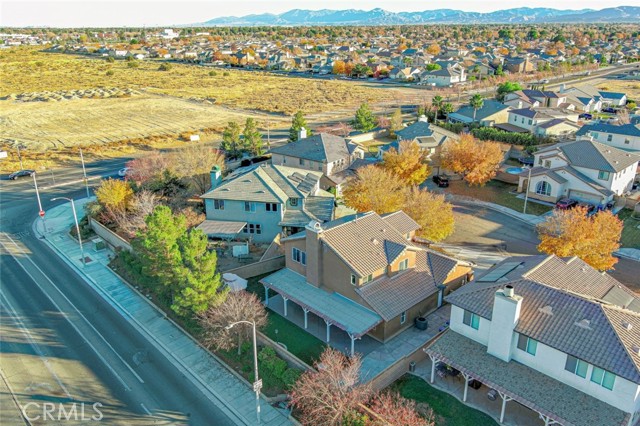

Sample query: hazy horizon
[0,1,627,28]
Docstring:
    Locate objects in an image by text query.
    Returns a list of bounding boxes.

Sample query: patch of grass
[263,312,327,366]
[617,208,640,249]
[446,180,553,216]
[390,374,498,426]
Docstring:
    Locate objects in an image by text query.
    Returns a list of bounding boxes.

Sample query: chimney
[298,127,307,140]
[209,165,222,190]
[304,220,323,288]
[487,285,522,362]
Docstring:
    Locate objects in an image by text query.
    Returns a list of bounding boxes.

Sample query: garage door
[568,190,603,204]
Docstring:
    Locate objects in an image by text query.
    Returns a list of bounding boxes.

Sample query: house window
[299,158,305,166]
[625,139,630,145]
[598,171,610,181]
[565,355,588,378]
[289,198,299,206]
[400,311,407,325]
[607,134,613,142]
[528,119,532,125]
[292,247,306,265]
[535,181,552,196]
[517,334,538,356]
[350,274,357,286]
[538,158,543,166]
[363,274,373,283]
[399,259,408,271]
[544,160,551,168]
[266,203,278,212]
[283,157,287,164]
[591,367,616,390]
[244,202,256,212]
[243,223,262,235]
[463,310,480,330]
[213,199,225,210]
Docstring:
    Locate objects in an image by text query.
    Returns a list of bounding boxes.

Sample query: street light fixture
[226,320,261,424]
[523,165,533,215]
[51,197,86,267]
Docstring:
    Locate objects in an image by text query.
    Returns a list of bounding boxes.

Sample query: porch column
[303,308,309,329]
[325,320,331,343]
[348,333,356,357]
[429,355,437,383]
[498,391,513,424]
[283,297,288,317]
[461,372,471,402]
[538,414,560,426]
[263,285,269,306]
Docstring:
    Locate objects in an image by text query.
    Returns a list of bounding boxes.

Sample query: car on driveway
[602,107,617,114]
[577,202,596,215]
[8,169,35,180]
[118,167,131,177]
[432,175,449,187]
[579,113,593,120]
[555,198,579,210]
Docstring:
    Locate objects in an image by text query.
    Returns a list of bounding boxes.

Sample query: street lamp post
[79,148,90,199]
[523,165,532,215]
[51,197,86,267]
[17,144,24,170]
[226,320,261,424]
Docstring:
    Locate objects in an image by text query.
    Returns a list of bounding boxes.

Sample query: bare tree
[171,145,225,195]
[126,153,171,184]
[114,190,160,238]
[290,347,371,426]
[368,391,434,426]
[197,291,267,355]
[315,122,354,138]
[616,108,631,125]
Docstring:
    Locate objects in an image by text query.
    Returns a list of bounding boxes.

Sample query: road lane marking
[140,403,152,415]
[0,237,142,390]
[0,293,73,399]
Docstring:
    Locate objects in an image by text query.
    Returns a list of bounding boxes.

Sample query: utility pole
[17,144,24,170]
[33,173,47,234]
[523,166,532,215]
[79,148,90,198]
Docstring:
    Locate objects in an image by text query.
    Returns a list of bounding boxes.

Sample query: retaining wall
[88,217,132,251]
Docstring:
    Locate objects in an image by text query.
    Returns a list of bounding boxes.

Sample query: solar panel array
[478,261,522,282]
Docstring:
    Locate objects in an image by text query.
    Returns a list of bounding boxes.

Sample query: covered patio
[423,330,630,426]
[196,219,246,239]
[260,268,383,356]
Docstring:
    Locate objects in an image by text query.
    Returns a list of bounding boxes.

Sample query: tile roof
[446,255,640,384]
[380,211,420,235]
[537,140,640,173]
[575,122,640,138]
[269,133,352,163]
[449,100,511,122]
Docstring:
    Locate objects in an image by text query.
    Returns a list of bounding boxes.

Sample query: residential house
[504,56,535,74]
[426,255,640,426]
[259,211,472,354]
[199,164,335,243]
[503,90,567,109]
[270,131,365,194]
[516,140,639,205]
[420,64,466,87]
[576,122,640,152]
[500,108,580,137]
[560,85,603,113]
[599,91,628,107]
[389,67,421,81]
[448,100,511,127]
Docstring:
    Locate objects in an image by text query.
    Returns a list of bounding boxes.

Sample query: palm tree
[431,95,443,124]
[442,102,455,121]
[469,94,484,123]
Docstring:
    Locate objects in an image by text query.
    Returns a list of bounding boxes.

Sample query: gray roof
[446,255,640,384]
[518,166,568,184]
[270,133,352,163]
[356,250,458,321]
[425,331,629,426]
[196,220,246,238]
[395,121,433,141]
[576,123,640,138]
[449,100,511,122]
[260,268,382,338]
[201,164,323,203]
[537,140,640,173]
[522,165,613,196]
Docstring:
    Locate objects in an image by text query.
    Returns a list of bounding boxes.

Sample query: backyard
[618,208,640,249]
[390,374,498,426]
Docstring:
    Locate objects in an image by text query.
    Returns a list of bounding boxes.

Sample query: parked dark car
[8,169,35,180]
[577,202,596,215]
[578,113,593,120]
[602,107,617,114]
[432,175,449,187]
[556,198,579,210]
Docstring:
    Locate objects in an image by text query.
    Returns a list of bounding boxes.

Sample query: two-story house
[517,140,639,206]
[270,131,365,194]
[425,255,640,426]
[199,164,335,243]
[259,211,472,355]
[576,123,640,153]
[448,100,511,127]
[503,90,567,109]
[502,107,580,137]
[419,64,467,87]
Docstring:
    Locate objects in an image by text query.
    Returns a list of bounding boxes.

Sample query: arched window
[535,181,552,196]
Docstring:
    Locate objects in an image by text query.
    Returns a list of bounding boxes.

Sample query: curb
[450,198,541,228]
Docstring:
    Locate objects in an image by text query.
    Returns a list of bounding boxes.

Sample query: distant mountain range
[198,6,640,26]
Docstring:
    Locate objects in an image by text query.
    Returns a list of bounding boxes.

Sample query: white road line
[140,403,152,415]
[0,236,143,389]
[0,293,73,399]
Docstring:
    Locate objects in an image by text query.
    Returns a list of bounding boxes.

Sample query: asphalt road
[0,162,239,425]
[445,204,639,289]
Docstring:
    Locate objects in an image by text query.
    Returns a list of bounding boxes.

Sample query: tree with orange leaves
[343,165,406,214]
[537,207,623,271]
[381,140,430,186]
[440,134,503,186]
[426,43,441,56]
[332,60,346,75]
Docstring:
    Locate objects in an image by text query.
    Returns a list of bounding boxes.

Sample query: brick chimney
[487,285,522,362]
[304,220,323,288]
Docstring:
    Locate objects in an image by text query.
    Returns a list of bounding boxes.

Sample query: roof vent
[242,179,252,183]
[381,228,386,233]
[538,305,553,316]
[371,238,379,245]
[622,320,633,331]
[503,285,515,298]
[575,319,591,329]
[581,267,587,272]
[632,345,640,355]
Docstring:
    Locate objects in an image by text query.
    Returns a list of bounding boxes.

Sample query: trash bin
[409,361,416,372]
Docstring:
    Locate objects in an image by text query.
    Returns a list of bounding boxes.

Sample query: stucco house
[448,100,511,127]
[425,255,640,426]
[259,211,472,354]
[576,122,640,153]
[501,108,580,137]
[516,140,639,205]
[199,164,335,243]
[270,131,365,194]
[419,64,466,87]
[503,90,567,109]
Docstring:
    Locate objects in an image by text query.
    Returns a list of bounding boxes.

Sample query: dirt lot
[596,79,640,101]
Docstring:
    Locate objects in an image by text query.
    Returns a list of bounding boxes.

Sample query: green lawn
[390,375,498,426]
[617,208,640,249]
[446,180,553,216]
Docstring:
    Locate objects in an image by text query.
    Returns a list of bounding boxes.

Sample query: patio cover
[424,330,629,426]
[260,268,382,338]
[196,220,246,238]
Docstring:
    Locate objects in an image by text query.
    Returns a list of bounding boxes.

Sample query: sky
[1,0,612,27]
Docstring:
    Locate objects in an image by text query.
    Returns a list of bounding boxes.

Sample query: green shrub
[437,122,465,134]
[209,70,218,76]
[471,127,553,146]
[158,63,172,71]
[127,61,139,69]
[106,69,114,76]
[281,368,301,389]
[106,56,115,63]
[223,71,230,77]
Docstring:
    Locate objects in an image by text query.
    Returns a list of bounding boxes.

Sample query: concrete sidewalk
[37,198,293,426]
[446,194,548,227]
